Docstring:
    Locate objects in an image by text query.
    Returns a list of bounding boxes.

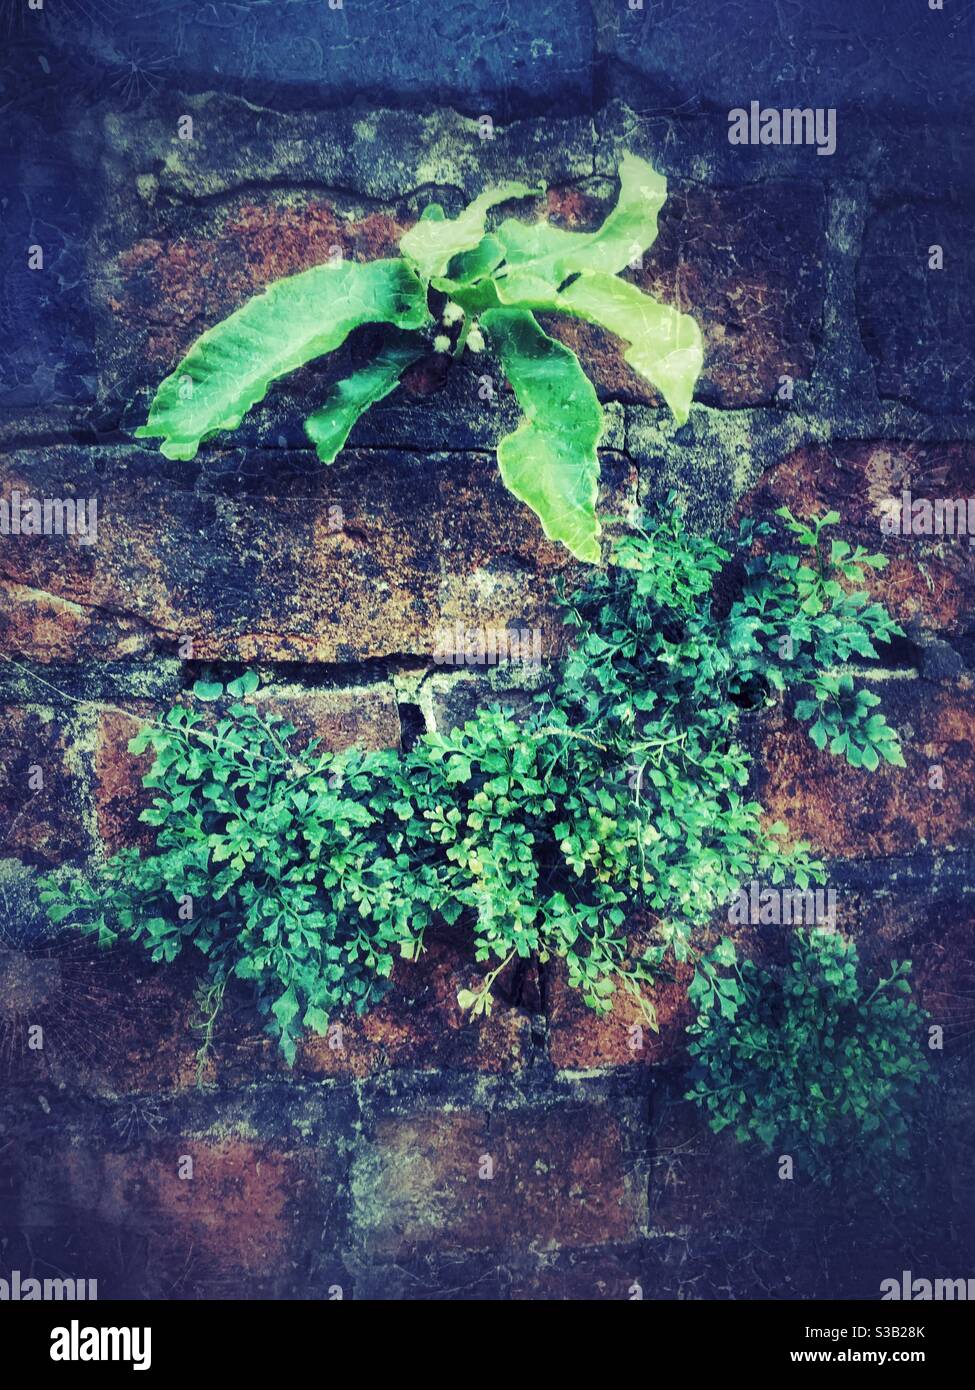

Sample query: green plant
[40,672,429,1064]
[39,505,905,1061]
[134,154,703,562]
[736,506,906,769]
[685,928,929,1177]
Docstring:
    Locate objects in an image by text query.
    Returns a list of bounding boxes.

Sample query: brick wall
[1,4,973,1298]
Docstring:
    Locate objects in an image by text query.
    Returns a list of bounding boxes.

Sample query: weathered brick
[8,1119,346,1298]
[0,880,152,1092]
[645,1073,975,1299]
[64,1,593,119]
[858,204,975,414]
[909,908,975,1066]
[220,944,532,1085]
[353,1100,642,1256]
[806,877,963,961]
[93,704,156,856]
[435,451,635,667]
[0,158,96,409]
[0,706,88,865]
[756,682,975,860]
[299,928,536,1078]
[349,1251,510,1300]
[509,1248,643,1300]
[113,201,407,385]
[596,0,969,118]
[740,442,975,637]
[16,924,535,1096]
[0,447,578,665]
[0,579,130,663]
[648,1085,790,1233]
[550,883,954,1079]
[352,1104,646,1256]
[546,930,694,1071]
[0,456,155,661]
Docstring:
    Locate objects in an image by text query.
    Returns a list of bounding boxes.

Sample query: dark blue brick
[0,159,97,409]
[599,0,974,117]
[858,204,975,414]
[46,0,595,117]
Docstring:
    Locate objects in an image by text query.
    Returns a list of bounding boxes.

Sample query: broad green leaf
[434,276,503,316]
[304,332,425,463]
[193,680,224,701]
[443,235,505,286]
[494,153,667,288]
[303,1004,330,1033]
[490,267,702,425]
[494,272,564,311]
[431,237,508,312]
[227,670,259,698]
[481,307,604,564]
[135,259,431,460]
[557,273,703,424]
[400,182,540,281]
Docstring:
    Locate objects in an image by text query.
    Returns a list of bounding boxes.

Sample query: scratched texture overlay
[0,1,973,1302]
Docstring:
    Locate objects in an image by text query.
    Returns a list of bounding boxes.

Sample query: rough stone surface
[0,158,96,409]
[594,0,974,117]
[859,204,975,415]
[546,921,695,1071]
[740,442,975,639]
[0,446,601,665]
[50,0,595,118]
[0,707,89,866]
[2,17,974,1299]
[2,1088,354,1298]
[351,1102,646,1257]
[756,682,975,860]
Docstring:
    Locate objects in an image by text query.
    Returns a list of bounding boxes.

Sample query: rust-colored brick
[353,1105,646,1256]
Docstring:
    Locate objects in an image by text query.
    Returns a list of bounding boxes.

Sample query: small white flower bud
[466,326,485,353]
[442,302,465,326]
[433,334,451,354]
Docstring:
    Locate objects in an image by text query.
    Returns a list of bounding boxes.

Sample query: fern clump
[40,506,906,1063]
[686,929,929,1177]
